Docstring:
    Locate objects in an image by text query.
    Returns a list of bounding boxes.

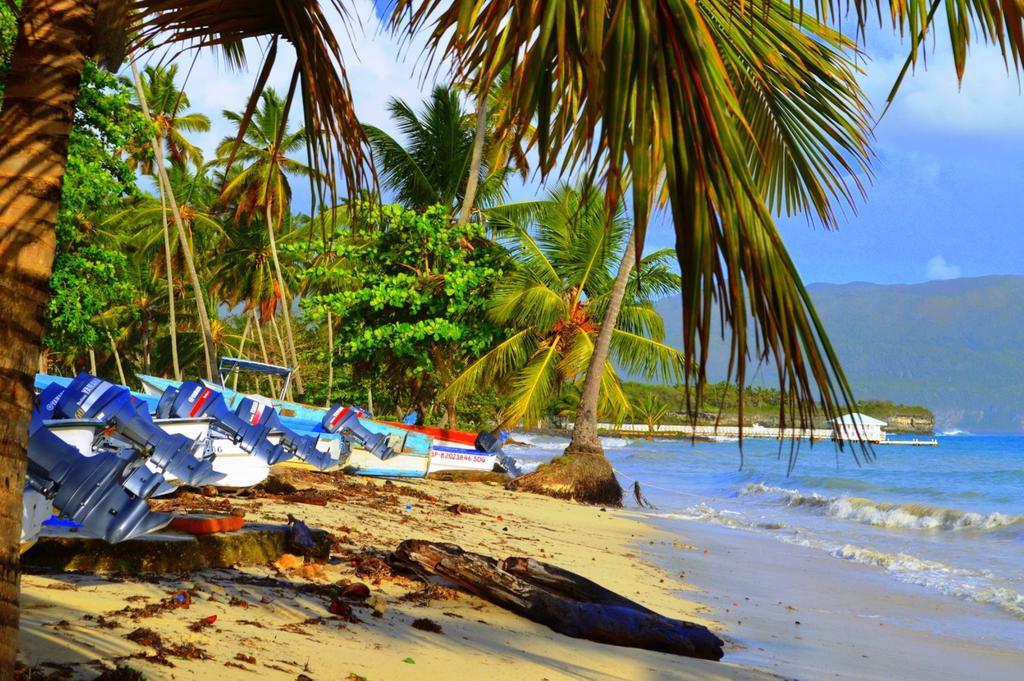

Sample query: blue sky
[168,2,1024,286]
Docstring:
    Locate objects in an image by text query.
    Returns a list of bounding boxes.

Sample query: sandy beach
[17,473,779,681]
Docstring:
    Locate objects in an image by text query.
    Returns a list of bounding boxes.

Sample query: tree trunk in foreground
[265,202,303,396]
[130,61,215,381]
[509,233,636,506]
[159,186,180,380]
[457,89,488,227]
[0,1,98,675]
[392,540,724,660]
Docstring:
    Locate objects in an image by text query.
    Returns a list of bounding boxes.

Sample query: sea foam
[741,482,1024,533]
[779,536,1024,619]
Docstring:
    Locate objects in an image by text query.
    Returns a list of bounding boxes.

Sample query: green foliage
[363,85,507,211]
[47,246,135,354]
[446,185,685,428]
[45,62,147,361]
[302,203,506,422]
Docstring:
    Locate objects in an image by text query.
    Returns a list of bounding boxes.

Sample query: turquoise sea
[508,432,1024,621]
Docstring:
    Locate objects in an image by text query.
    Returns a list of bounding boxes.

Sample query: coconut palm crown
[444,186,685,428]
[363,85,509,212]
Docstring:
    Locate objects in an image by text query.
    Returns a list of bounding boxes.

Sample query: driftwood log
[391,540,724,661]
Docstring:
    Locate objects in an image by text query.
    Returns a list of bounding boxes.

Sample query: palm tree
[364,85,508,212]
[457,67,533,226]
[104,164,224,378]
[125,64,211,172]
[633,397,670,439]
[122,65,210,378]
[445,185,684,433]
[217,87,311,395]
[128,61,218,380]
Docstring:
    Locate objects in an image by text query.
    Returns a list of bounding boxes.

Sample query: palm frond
[501,339,562,428]
[598,361,630,425]
[613,304,665,341]
[488,276,567,329]
[363,124,440,207]
[441,328,538,401]
[390,0,875,443]
[611,329,687,385]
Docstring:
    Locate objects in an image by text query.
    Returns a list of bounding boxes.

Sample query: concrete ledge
[20,523,332,574]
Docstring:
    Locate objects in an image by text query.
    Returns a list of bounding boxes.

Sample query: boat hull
[382,421,504,473]
[139,375,433,478]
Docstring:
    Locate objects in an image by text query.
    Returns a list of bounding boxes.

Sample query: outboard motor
[235,397,333,470]
[50,374,220,487]
[26,413,172,543]
[157,382,291,465]
[322,404,398,460]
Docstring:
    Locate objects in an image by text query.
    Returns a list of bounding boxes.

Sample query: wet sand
[646,515,1024,681]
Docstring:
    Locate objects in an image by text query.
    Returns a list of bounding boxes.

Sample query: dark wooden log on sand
[391,540,724,661]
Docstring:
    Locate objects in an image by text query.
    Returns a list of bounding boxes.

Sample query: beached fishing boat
[381,421,500,474]
[202,357,513,475]
[35,373,272,489]
[138,367,433,478]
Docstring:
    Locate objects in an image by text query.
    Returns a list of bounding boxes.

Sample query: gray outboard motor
[322,404,398,460]
[51,374,220,487]
[26,412,172,543]
[235,397,332,470]
[157,381,291,465]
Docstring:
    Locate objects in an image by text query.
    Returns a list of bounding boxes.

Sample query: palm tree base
[507,450,623,506]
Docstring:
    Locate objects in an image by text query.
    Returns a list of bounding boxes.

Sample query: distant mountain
[653,275,1024,432]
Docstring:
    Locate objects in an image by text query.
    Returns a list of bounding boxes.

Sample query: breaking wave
[780,537,1024,619]
[741,483,1024,533]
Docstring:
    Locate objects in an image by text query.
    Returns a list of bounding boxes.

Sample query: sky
[141,1,1024,286]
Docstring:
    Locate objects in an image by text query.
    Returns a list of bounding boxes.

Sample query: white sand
[18,476,781,680]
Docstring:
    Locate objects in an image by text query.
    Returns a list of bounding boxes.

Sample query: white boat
[379,421,502,474]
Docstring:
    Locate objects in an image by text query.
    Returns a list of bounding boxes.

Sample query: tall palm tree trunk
[102,319,127,386]
[269,310,293,402]
[129,61,215,381]
[252,311,273,396]
[509,232,636,506]
[325,310,333,407]
[264,202,303,395]
[568,232,636,456]
[232,314,252,392]
[456,90,488,227]
[0,3,98,669]
[159,188,180,380]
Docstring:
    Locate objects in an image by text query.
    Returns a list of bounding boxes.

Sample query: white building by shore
[830,413,887,443]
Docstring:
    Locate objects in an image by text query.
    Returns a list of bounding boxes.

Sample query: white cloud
[862,41,1024,136]
[926,255,961,280]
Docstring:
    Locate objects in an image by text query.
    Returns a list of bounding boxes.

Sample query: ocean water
[508,432,1024,621]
